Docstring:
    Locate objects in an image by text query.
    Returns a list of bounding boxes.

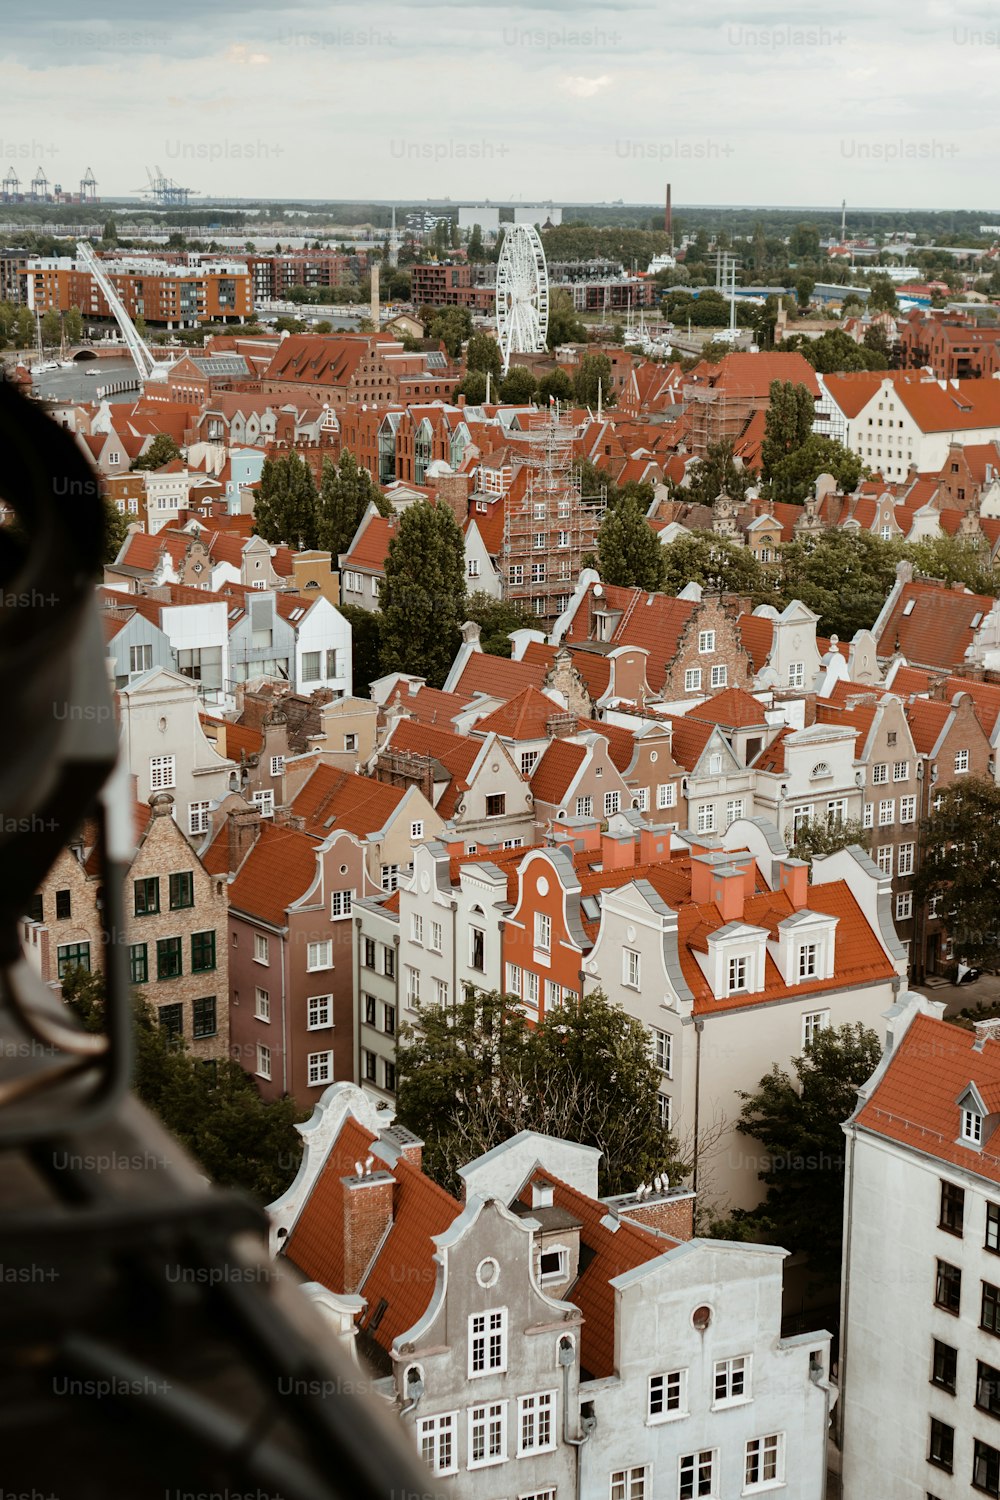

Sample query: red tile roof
[579,717,636,772]
[878,579,995,669]
[737,613,775,671]
[664,716,715,771]
[855,1013,1000,1188]
[474,685,569,741]
[751,727,790,773]
[341,514,397,573]
[453,651,548,699]
[356,1160,463,1351]
[565,584,696,694]
[689,686,770,729]
[284,1117,378,1291]
[386,684,474,727]
[291,763,407,840]
[228,822,318,926]
[530,739,588,804]
[903,696,953,754]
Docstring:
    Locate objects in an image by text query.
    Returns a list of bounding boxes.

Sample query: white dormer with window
[768,909,838,986]
[697,923,769,999]
[957,1083,991,1151]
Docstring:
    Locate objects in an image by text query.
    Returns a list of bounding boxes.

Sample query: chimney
[777,857,809,910]
[711,867,745,924]
[342,1170,395,1292]
[639,826,672,865]
[227,804,261,872]
[665,182,672,247]
[619,1189,695,1242]
[601,832,635,870]
[726,851,757,902]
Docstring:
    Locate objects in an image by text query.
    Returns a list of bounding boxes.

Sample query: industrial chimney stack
[665,183,673,249]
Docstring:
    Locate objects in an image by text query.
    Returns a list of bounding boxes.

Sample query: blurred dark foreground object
[0,380,436,1498]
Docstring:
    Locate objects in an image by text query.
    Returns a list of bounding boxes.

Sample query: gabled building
[118,668,238,839]
[872,561,1000,672]
[288,760,441,892]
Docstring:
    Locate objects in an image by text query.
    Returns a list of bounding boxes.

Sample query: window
[798,943,818,980]
[938,1180,965,1236]
[935,1259,961,1314]
[802,1010,829,1049]
[134,877,160,917]
[192,995,216,1039]
[191,930,216,973]
[652,1028,672,1076]
[56,942,90,980]
[974,1437,1000,1495]
[364,994,377,1026]
[745,1433,783,1489]
[406,967,420,1006]
[872,763,888,785]
[468,1398,507,1468]
[788,661,805,688]
[877,845,893,876]
[679,1450,715,1499]
[985,1280,1000,1334]
[893,760,909,781]
[485,794,506,818]
[714,1355,750,1406]
[863,802,873,828]
[624,949,640,989]
[158,1003,183,1043]
[896,892,913,921]
[964,1108,985,1146]
[955,749,970,774]
[518,1391,556,1454]
[149,755,176,791]
[253,985,271,1022]
[878,798,895,826]
[604,790,621,817]
[434,978,449,1007]
[430,921,442,953]
[900,795,916,823]
[658,1092,672,1129]
[128,943,148,985]
[932,1339,958,1394]
[575,795,593,818]
[535,913,552,953]
[168,871,194,910]
[648,1369,686,1421]
[725,798,745,824]
[897,843,915,877]
[978,1359,1000,1419]
[727,956,748,995]
[301,651,321,682]
[410,820,424,841]
[254,932,269,965]
[657,782,676,809]
[256,1042,271,1080]
[545,979,562,1011]
[611,1469,647,1500]
[55,888,71,920]
[468,558,480,578]
[470,928,485,971]
[417,1413,457,1477]
[469,1309,507,1377]
[988,1203,1000,1254]
[307,1051,333,1087]
[711,664,727,689]
[129,643,153,674]
[506,963,522,997]
[156,936,183,980]
[330,890,353,919]
[698,630,715,654]
[344,733,358,753]
[928,1417,954,1474]
[383,1058,396,1092]
[634,787,649,812]
[697,804,716,834]
[306,940,332,971]
[525,970,539,1009]
[362,1048,377,1081]
[307,994,331,1030]
[381,865,399,892]
[684,668,702,692]
[253,790,275,818]
[411,913,424,945]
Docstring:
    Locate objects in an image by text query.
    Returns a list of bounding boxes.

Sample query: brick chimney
[601,832,635,870]
[619,1189,695,1242]
[342,1171,395,1292]
[639,826,672,865]
[227,804,261,873]
[776,857,808,909]
[711,867,745,924]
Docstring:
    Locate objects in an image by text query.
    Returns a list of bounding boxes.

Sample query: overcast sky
[5,0,1000,209]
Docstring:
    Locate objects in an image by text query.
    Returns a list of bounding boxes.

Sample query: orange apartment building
[20,255,251,327]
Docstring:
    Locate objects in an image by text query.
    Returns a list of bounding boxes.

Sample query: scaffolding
[501,410,606,626]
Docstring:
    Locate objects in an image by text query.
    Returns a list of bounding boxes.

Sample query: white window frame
[307,993,332,1030]
[787,662,805,688]
[623,948,640,989]
[697,804,716,834]
[410,820,424,841]
[253,932,269,965]
[698,630,715,654]
[330,889,354,919]
[648,1368,687,1423]
[744,1432,784,1491]
[893,760,909,781]
[256,1042,271,1081]
[411,913,424,944]
[307,1050,333,1087]
[434,978,449,1008]
[306,940,332,972]
[149,754,176,792]
[797,942,818,980]
[406,966,421,1007]
[713,1355,751,1408]
[254,986,270,1022]
[871,762,888,784]
[576,795,593,818]
[188,801,211,836]
[727,955,748,995]
[611,1468,648,1500]
[897,842,914,877]
[962,1108,984,1145]
[517,1390,556,1455]
[876,844,893,876]
[955,748,970,773]
[726,797,745,824]
[803,1009,829,1048]
[270,755,284,777]
[604,790,621,817]
[657,782,676,809]
[711,664,728,689]
[430,920,442,953]
[417,1412,458,1477]
[653,1028,672,1077]
[878,798,895,826]
[506,962,522,998]
[468,1400,507,1469]
[253,789,275,818]
[896,891,913,921]
[525,970,539,1009]
[468,1308,507,1378]
[899,795,916,823]
[684,667,702,693]
[679,1452,715,1500]
[534,912,552,954]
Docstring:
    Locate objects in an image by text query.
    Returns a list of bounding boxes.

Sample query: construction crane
[133,165,197,207]
[30,166,49,200]
[75,241,162,382]
[2,168,21,200]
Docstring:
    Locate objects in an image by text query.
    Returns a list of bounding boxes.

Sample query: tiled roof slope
[228,822,318,926]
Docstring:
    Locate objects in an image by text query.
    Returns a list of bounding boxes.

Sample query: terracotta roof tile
[453,651,548,699]
[689,686,770,730]
[878,579,995,670]
[228,822,318,926]
[358,1161,463,1351]
[473,685,567,741]
[284,1117,379,1290]
[737,614,775,670]
[530,739,588,804]
[291,763,406,840]
[341,514,397,573]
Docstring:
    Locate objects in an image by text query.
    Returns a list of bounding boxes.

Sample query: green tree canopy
[914,779,1000,968]
[707,1022,882,1282]
[866,274,899,313]
[793,327,889,374]
[427,306,473,357]
[379,500,467,688]
[862,323,892,362]
[787,816,871,867]
[536,366,574,405]
[677,441,756,507]
[395,988,685,1196]
[103,496,129,563]
[546,289,588,349]
[777,529,903,638]
[597,492,665,591]
[252,451,320,550]
[338,603,382,697]
[573,352,615,408]
[130,432,182,473]
[498,365,538,404]
[462,593,533,657]
[465,331,502,381]
[40,308,61,347]
[453,371,489,405]
[661,532,771,599]
[317,449,391,560]
[765,434,865,505]
[63,969,305,1204]
[761,380,816,481]
[64,305,84,343]
[905,534,997,595]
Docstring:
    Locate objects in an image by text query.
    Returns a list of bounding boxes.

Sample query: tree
[707,1023,882,1281]
[789,222,821,260]
[795,276,815,310]
[462,593,533,657]
[761,381,815,480]
[680,440,755,507]
[597,493,665,591]
[379,500,467,688]
[317,450,391,560]
[863,323,892,363]
[467,223,485,261]
[787,816,871,867]
[906,534,997,596]
[546,289,587,349]
[63,969,305,1204]
[661,533,770,599]
[103,496,129,563]
[14,305,34,350]
[765,434,865,505]
[252,451,320,550]
[102,218,118,244]
[867,274,898,313]
[395,988,685,1196]
[314,319,332,334]
[64,305,84,343]
[573,352,614,408]
[338,603,382,696]
[40,309,61,348]
[134,314,147,340]
[131,432,182,472]
[465,330,502,382]
[914,779,1000,968]
[498,365,538,404]
[797,327,888,374]
[428,307,473,358]
[453,371,489,405]
[536,367,574,406]
[777,529,902,638]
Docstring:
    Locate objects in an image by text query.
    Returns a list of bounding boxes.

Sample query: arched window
[810,762,831,780]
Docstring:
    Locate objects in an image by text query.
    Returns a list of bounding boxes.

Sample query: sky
[4,0,1000,210]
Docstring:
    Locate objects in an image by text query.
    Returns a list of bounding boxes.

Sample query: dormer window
[727,956,748,994]
[963,1108,984,1146]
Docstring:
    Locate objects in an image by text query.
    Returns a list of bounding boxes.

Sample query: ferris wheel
[495,223,549,374]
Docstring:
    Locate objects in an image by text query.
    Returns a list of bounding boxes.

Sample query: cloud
[560,74,613,98]
[225,44,271,66]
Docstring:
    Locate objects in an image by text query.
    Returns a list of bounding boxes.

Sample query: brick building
[21,254,251,327]
[898,312,1000,380]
